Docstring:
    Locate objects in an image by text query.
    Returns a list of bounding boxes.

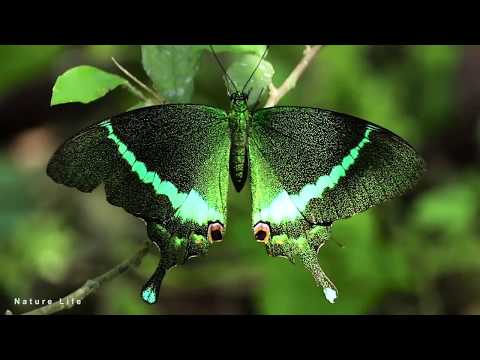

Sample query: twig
[20,241,154,315]
[111,57,165,104]
[264,45,324,108]
[124,82,149,102]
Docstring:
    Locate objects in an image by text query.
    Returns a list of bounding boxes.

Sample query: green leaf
[227,54,275,106]
[196,45,267,56]
[51,65,127,105]
[141,45,201,103]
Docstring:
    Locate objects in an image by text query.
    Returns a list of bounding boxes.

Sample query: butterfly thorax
[228,95,251,192]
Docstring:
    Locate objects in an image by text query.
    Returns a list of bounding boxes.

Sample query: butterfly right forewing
[250,106,426,226]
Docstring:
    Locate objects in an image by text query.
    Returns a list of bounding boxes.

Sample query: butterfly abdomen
[228,109,249,192]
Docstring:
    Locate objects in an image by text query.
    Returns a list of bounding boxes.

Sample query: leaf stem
[111,57,165,104]
[264,45,324,108]
[124,82,149,102]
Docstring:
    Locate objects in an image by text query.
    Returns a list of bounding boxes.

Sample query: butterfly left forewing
[47,105,231,303]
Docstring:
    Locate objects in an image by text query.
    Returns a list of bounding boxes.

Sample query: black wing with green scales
[47,104,231,303]
[249,106,425,226]
[248,106,425,301]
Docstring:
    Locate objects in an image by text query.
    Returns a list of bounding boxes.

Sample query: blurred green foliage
[0,45,479,314]
[141,45,202,102]
[0,45,62,96]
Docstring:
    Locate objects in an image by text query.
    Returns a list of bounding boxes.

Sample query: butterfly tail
[299,245,338,304]
[264,224,337,304]
[141,264,166,305]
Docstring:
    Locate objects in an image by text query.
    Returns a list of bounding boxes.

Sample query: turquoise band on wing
[101,121,223,225]
[254,127,375,224]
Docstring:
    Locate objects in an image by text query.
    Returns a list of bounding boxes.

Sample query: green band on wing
[254,127,374,224]
[101,122,223,225]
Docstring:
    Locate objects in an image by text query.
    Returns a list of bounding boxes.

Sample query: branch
[124,81,149,103]
[111,57,165,105]
[18,241,154,315]
[264,45,324,108]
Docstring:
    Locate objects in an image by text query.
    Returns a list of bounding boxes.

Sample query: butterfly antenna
[241,45,270,94]
[251,86,266,111]
[209,45,238,94]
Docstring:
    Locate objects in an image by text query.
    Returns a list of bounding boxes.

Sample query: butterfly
[47,48,426,305]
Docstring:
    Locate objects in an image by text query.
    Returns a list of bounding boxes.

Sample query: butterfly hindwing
[47,105,231,303]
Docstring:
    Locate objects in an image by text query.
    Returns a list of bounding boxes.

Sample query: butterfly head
[230,92,249,112]
[209,45,269,111]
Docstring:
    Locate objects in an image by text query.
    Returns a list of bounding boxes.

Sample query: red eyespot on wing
[207,222,224,243]
[254,222,271,243]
